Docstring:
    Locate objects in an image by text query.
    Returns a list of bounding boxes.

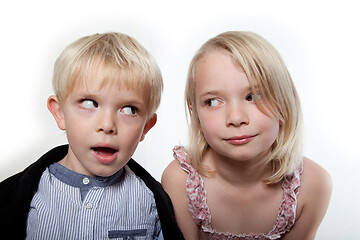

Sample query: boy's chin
[91,167,123,178]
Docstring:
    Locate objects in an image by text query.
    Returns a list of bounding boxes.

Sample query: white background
[0,0,359,239]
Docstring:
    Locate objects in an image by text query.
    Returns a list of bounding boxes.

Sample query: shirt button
[85,202,93,209]
[83,177,90,185]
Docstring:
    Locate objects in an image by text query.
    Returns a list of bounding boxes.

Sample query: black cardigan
[0,145,184,240]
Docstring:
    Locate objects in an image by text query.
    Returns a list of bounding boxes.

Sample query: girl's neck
[203,148,273,186]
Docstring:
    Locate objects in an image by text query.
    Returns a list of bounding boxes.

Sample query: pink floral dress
[173,146,303,240]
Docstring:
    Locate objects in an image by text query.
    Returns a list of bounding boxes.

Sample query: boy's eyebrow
[77,92,97,98]
[198,90,222,98]
[78,91,148,106]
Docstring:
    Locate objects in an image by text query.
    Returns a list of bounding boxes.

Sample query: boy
[0,33,184,239]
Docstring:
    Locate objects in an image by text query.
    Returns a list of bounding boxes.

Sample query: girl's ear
[140,113,157,142]
[188,103,193,112]
[47,96,66,130]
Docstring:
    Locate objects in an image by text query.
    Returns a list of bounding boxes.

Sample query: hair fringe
[52,32,163,115]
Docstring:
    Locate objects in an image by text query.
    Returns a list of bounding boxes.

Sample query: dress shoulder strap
[268,162,303,237]
[173,146,211,227]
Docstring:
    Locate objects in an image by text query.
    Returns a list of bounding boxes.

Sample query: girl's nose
[96,110,117,134]
[226,103,249,127]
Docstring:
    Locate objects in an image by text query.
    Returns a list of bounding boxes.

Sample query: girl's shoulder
[300,157,332,201]
[162,146,203,195]
[161,146,193,194]
[283,157,332,239]
[161,147,203,239]
[161,159,188,190]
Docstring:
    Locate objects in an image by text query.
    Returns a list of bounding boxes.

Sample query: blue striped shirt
[26,163,162,239]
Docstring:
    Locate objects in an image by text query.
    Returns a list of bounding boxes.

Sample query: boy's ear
[47,95,66,130]
[140,113,157,142]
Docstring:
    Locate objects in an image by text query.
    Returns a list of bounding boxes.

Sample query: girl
[162,32,332,240]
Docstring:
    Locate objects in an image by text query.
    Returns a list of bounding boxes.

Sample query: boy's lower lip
[91,148,119,164]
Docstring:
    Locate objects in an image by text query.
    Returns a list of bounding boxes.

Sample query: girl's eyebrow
[199,86,258,96]
[245,85,261,93]
[250,84,260,90]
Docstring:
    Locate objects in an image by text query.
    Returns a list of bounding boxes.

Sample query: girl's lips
[91,146,119,164]
[226,135,257,145]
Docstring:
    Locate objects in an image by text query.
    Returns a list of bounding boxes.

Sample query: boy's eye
[205,99,220,107]
[121,106,138,116]
[80,99,98,109]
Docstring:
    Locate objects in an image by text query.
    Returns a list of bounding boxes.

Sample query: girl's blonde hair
[53,32,163,115]
[185,31,303,184]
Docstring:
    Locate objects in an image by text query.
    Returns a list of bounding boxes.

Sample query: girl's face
[194,49,280,164]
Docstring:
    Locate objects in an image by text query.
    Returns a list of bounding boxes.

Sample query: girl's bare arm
[162,160,200,240]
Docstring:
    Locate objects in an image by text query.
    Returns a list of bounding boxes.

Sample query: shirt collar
[49,162,124,200]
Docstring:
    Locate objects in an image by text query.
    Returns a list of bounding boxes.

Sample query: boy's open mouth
[91,147,118,156]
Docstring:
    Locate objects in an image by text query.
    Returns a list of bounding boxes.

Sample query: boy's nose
[226,103,249,127]
[96,110,117,134]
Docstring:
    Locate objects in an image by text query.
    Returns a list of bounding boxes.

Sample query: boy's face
[48,77,156,177]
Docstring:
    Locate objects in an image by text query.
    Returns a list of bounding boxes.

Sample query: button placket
[85,202,93,209]
[83,177,90,185]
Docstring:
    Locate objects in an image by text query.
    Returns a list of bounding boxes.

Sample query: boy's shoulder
[0,145,69,239]
[126,159,165,196]
[116,163,157,200]
[0,145,68,190]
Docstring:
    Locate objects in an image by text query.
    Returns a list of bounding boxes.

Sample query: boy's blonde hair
[53,32,163,115]
[185,31,303,184]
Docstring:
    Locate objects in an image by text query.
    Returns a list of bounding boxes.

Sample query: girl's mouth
[226,135,257,145]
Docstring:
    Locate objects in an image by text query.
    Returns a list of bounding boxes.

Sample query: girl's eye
[206,99,220,107]
[80,99,98,109]
[246,92,261,102]
[121,106,138,116]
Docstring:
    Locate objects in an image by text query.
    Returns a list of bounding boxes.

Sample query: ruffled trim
[173,146,303,240]
[173,145,211,227]
[200,230,281,240]
[268,162,303,237]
